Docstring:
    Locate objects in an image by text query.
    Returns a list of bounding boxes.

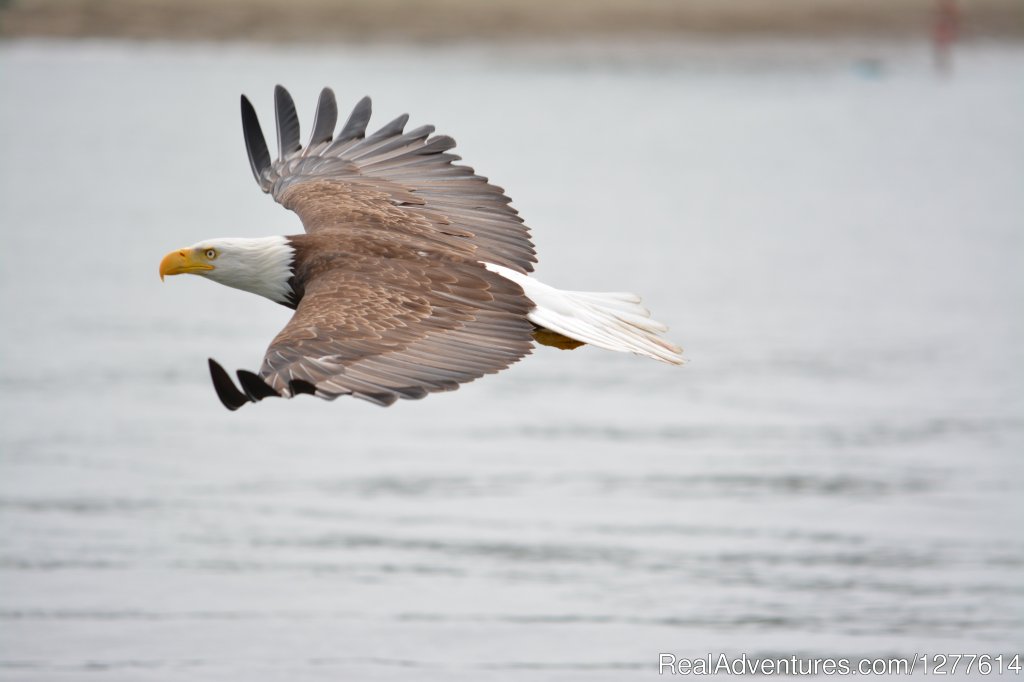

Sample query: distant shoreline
[2,0,1022,43]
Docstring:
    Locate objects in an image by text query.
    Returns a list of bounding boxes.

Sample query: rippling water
[1,39,1022,680]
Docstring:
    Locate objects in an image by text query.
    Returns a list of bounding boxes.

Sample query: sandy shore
[1,0,1022,43]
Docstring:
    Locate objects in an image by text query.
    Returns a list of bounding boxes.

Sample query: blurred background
[1,1,1022,680]
[1,0,1023,43]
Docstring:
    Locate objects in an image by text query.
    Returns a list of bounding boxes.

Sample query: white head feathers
[191,236,295,305]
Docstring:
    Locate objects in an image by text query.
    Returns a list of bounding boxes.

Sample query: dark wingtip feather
[397,385,429,400]
[240,95,272,188]
[364,113,409,146]
[356,390,400,407]
[236,369,280,402]
[308,87,338,148]
[208,358,250,411]
[289,379,318,396]
[274,84,302,162]
[419,135,457,155]
[336,95,372,143]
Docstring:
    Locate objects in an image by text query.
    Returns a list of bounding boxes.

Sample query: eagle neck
[252,236,297,307]
[208,236,296,307]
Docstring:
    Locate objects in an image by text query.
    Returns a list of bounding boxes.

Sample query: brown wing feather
[247,87,537,274]
[278,180,480,261]
[258,259,534,406]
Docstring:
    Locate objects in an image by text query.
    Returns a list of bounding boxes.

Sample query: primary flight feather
[160,86,683,410]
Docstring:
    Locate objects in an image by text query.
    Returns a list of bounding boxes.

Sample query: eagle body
[160,86,682,409]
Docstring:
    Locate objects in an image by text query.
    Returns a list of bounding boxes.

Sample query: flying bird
[160,86,683,410]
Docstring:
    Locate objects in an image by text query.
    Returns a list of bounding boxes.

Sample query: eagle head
[159,236,295,305]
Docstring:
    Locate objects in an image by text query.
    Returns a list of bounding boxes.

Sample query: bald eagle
[160,86,683,410]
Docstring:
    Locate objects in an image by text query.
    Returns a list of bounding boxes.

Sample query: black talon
[208,358,250,411]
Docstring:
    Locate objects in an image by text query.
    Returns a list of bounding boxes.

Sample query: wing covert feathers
[255,261,534,406]
[241,85,537,274]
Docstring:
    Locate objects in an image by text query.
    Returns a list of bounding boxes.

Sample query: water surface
[0,39,1022,680]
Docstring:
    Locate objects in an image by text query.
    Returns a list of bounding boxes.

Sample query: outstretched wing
[208,258,535,409]
[241,86,536,274]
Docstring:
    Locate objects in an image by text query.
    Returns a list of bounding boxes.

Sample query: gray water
[0,39,1022,681]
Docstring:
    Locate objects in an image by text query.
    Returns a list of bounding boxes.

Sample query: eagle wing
[209,257,534,408]
[206,86,539,410]
[242,86,536,274]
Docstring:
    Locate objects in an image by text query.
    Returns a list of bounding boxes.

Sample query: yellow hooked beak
[159,248,214,281]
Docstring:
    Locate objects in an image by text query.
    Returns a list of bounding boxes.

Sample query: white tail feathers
[483,263,684,365]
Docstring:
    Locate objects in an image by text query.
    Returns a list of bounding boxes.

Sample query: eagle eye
[205,249,218,260]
